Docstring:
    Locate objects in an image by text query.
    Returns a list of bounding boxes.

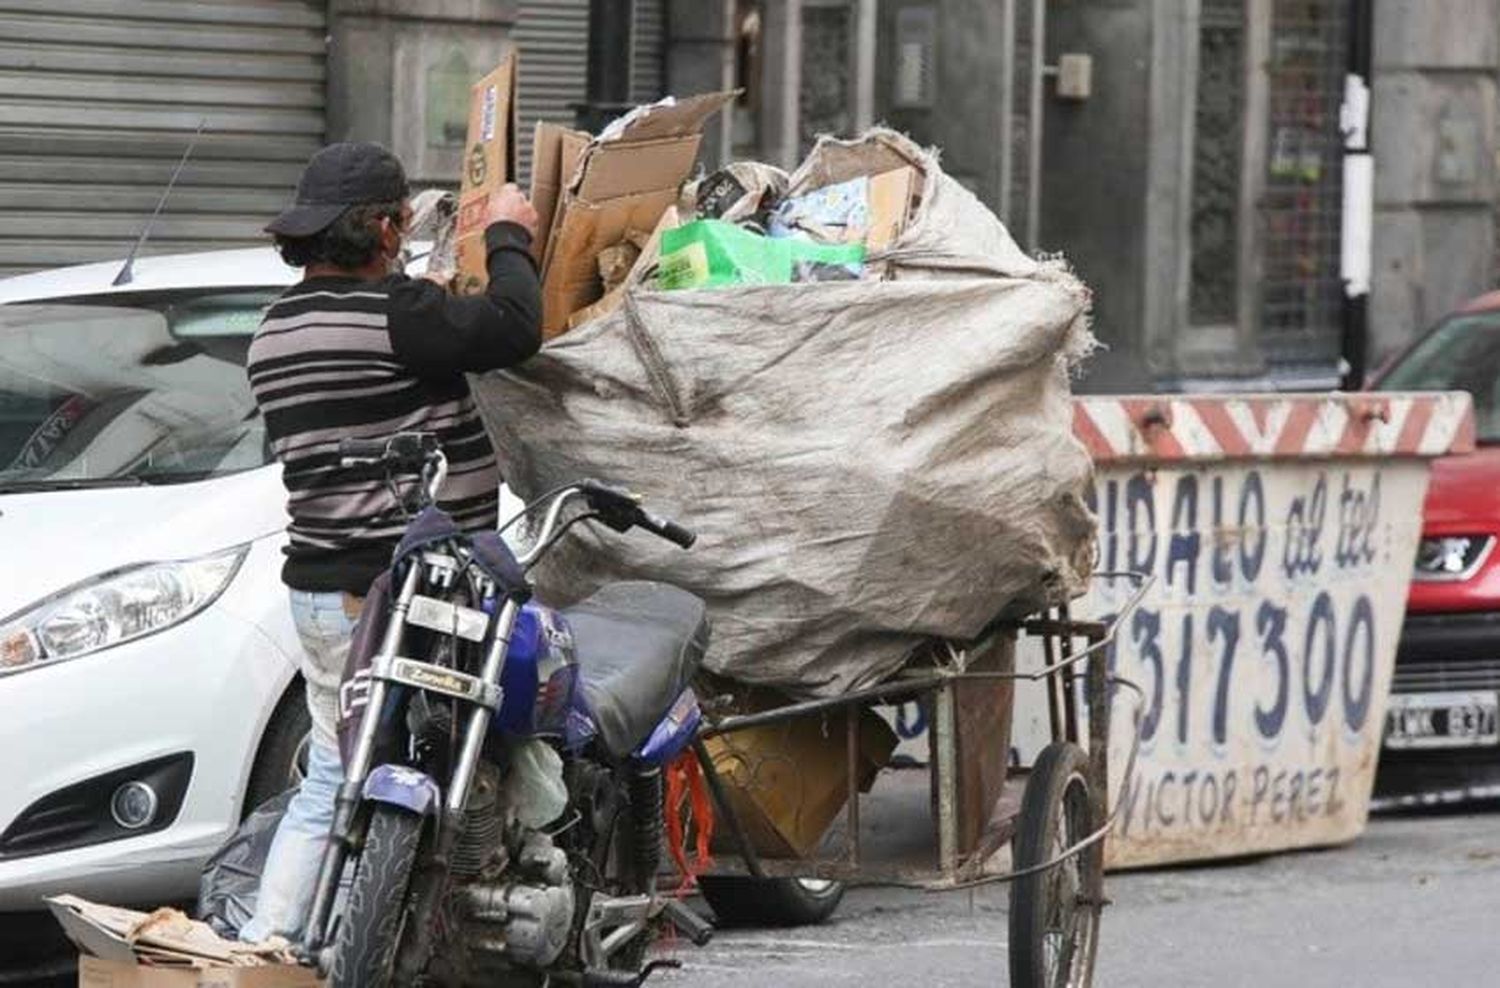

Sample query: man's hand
[486,183,539,242]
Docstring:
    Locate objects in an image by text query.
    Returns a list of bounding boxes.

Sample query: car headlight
[0,546,248,675]
[1413,535,1493,581]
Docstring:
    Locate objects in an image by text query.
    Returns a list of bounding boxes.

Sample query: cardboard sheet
[47,896,316,987]
[537,90,736,336]
[530,121,590,269]
[454,53,518,295]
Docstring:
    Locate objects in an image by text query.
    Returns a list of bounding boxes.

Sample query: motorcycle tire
[697,876,845,928]
[329,805,425,988]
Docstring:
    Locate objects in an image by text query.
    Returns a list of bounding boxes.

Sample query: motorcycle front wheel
[329,805,425,988]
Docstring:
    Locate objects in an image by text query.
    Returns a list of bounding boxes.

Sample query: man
[239,141,541,942]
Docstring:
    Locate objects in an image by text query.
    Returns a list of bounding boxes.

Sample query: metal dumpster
[1073,392,1475,867]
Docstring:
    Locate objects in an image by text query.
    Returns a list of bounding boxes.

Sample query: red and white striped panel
[1073,393,1476,464]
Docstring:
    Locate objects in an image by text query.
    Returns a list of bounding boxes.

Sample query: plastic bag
[768,176,870,244]
[501,738,569,829]
[656,219,864,290]
[196,790,293,939]
[693,162,791,226]
[406,188,459,285]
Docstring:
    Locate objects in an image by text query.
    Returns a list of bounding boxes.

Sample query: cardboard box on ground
[47,895,319,987]
[453,54,518,296]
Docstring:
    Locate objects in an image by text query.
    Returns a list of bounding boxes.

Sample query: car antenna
[113,119,207,287]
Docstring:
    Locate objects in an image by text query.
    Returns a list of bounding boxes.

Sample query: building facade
[695,0,1500,389]
[0,0,667,279]
[3,0,1496,392]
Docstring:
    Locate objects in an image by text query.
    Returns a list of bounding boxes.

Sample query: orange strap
[663,749,716,892]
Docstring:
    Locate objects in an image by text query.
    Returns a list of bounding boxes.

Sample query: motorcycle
[298,432,714,986]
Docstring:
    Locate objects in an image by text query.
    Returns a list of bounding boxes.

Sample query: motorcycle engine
[455,742,578,973]
[462,830,576,969]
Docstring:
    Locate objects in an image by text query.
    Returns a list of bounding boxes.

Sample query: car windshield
[0,290,276,490]
[1378,310,1500,443]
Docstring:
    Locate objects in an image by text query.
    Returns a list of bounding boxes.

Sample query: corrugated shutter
[632,0,666,105]
[0,0,328,279]
[513,0,667,186]
[515,0,589,187]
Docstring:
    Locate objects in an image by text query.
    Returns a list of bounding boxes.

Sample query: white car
[0,248,322,912]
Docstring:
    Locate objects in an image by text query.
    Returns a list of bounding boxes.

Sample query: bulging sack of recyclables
[472,130,1096,696]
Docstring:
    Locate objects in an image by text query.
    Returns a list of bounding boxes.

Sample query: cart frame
[686,573,1149,977]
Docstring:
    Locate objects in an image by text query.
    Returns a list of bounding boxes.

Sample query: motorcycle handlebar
[636,507,697,549]
[578,480,697,549]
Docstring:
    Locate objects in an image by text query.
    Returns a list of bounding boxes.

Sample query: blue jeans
[240,590,359,943]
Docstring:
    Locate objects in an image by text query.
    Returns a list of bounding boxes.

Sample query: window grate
[1188,0,1247,326]
[1259,0,1347,368]
[800,3,855,155]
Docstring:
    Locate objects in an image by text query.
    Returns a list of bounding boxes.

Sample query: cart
[683,573,1149,988]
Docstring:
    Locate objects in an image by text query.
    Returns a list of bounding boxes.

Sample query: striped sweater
[247,222,541,594]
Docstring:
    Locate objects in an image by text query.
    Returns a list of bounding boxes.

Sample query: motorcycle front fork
[299,562,522,971]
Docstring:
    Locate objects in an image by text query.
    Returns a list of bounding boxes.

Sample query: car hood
[1421,445,1500,532]
[0,467,287,618]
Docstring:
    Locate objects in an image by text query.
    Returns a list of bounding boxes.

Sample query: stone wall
[1371,0,1500,358]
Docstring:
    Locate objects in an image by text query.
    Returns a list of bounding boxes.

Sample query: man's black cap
[265,142,411,237]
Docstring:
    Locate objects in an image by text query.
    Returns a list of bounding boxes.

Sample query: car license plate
[1384,690,1500,750]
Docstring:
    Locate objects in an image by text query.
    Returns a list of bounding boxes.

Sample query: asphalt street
[4,805,1494,986]
[659,804,1500,987]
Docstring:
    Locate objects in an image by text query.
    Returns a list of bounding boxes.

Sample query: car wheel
[698,876,846,927]
[242,681,311,817]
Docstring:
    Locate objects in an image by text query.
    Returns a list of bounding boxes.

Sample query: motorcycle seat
[562,581,710,760]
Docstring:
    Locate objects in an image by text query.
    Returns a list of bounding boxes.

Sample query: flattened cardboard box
[79,956,321,988]
[566,205,681,330]
[540,91,737,336]
[529,121,589,270]
[48,896,320,988]
[454,53,519,296]
[866,166,918,253]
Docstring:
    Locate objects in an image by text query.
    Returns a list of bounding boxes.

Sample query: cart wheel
[1009,742,1101,988]
[698,876,845,928]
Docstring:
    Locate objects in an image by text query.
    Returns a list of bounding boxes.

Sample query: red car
[1373,291,1500,805]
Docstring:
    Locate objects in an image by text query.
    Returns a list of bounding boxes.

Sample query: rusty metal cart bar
[688,573,1149,988]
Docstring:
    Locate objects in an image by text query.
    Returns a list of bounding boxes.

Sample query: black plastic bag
[196,789,293,938]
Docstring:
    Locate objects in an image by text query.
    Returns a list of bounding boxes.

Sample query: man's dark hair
[274,200,404,269]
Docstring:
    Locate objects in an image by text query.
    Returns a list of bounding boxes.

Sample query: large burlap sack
[473,130,1096,696]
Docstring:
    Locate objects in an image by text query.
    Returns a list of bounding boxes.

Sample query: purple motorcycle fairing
[492,601,597,749]
[492,601,700,763]
[633,687,703,767]
[363,763,442,816]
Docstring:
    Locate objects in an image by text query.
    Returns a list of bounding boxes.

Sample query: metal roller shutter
[515,0,589,187]
[513,0,667,186]
[632,0,666,105]
[0,0,327,279]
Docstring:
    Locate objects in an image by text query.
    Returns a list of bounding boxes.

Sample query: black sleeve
[385,221,543,378]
